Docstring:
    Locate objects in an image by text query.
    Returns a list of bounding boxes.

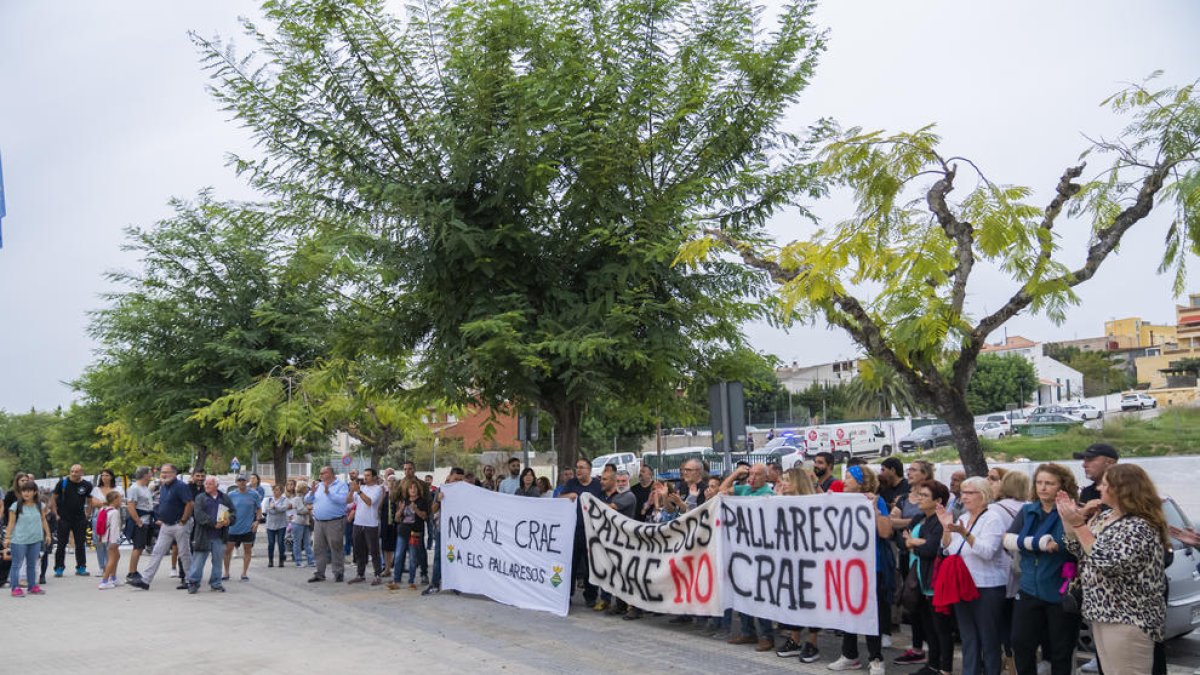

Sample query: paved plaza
[6,546,1198,673]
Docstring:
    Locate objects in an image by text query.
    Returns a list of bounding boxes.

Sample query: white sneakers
[1080,657,1098,673]
[98,580,115,590]
[868,659,885,675]
[828,656,863,671]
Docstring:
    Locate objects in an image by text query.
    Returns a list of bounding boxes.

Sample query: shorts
[228,531,257,545]
[125,511,152,550]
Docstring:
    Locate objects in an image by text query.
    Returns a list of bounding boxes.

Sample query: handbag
[1061,577,1083,615]
[900,563,923,612]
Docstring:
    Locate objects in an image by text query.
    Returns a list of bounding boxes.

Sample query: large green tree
[965,355,1037,416]
[691,77,1200,476]
[193,0,825,467]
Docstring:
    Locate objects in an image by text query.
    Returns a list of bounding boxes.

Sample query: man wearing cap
[224,474,262,582]
[1073,443,1119,507]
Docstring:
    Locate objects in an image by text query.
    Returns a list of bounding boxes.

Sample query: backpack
[96,507,109,538]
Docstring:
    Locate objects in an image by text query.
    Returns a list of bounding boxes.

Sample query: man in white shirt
[347,468,384,585]
[498,457,522,495]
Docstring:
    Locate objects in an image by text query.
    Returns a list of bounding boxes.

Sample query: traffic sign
[341,455,353,467]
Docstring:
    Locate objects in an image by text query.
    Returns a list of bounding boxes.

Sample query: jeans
[8,542,41,589]
[344,519,354,556]
[266,528,287,565]
[956,585,1006,675]
[571,531,597,605]
[54,518,88,570]
[1012,593,1078,675]
[291,524,313,565]
[739,612,774,641]
[188,539,225,588]
[92,514,108,572]
[394,533,427,583]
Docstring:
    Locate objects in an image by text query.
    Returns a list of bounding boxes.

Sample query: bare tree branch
[925,166,974,317]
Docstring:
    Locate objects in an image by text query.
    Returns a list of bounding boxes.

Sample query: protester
[828,465,893,675]
[630,465,654,521]
[992,470,1029,672]
[187,476,233,593]
[380,475,398,576]
[536,476,553,497]
[647,480,683,523]
[719,463,773,497]
[904,480,952,675]
[498,457,522,495]
[1058,464,1167,675]
[50,464,94,577]
[265,484,290,568]
[223,474,262,582]
[4,481,51,596]
[423,467,464,595]
[390,479,430,590]
[514,468,541,497]
[557,458,604,609]
[248,473,266,501]
[95,490,123,589]
[937,476,1009,675]
[90,469,119,576]
[878,457,909,509]
[812,452,836,492]
[124,467,154,583]
[1003,463,1079,675]
[946,470,967,519]
[130,464,193,591]
[552,468,574,497]
[0,472,31,586]
[890,458,934,666]
[595,466,636,616]
[677,458,709,510]
[775,467,822,664]
[479,465,498,491]
[1074,443,1118,506]
[290,482,314,567]
[305,466,348,583]
[349,468,384,586]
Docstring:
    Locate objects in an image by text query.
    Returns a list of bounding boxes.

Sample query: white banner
[581,493,723,616]
[440,482,577,617]
[581,492,877,633]
[718,493,878,634]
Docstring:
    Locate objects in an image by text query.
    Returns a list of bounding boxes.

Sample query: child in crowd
[97,490,124,589]
[4,482,52,596]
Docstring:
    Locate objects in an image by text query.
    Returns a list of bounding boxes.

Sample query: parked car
[1028,405,1071,417]
[1120,392,1158,411]
[974,421,1006,440]
[591,452,640,477]
[898,424,954,452]
[984,414,1013,435]
[1062,402,1103,420]
[1017,413,1084,437]
[1078,496,1200,652]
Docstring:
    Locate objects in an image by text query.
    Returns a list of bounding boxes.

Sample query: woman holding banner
[774,468,823,664]
[828,465,894,675]
[905,480,953,675]
[937,476,1010,675]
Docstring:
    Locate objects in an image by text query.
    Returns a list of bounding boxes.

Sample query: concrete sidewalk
[4,545,1194,674]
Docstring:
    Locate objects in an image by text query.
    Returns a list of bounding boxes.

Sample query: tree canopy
[192,0,826,465]
[965,355,1037,417]
[689,76,1200,475]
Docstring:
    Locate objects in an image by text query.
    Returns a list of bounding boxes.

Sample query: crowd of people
[1,447,1196,675]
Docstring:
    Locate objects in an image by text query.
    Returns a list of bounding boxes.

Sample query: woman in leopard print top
[1057,464,1167,675]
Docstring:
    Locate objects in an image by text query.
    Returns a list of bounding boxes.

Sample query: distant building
[425,404,520,450]
[1105,316,1177,349]
[776,359,863,392]
[1175,294,1200,351]
[1047,335,1132,352]
[979,336,1083,405]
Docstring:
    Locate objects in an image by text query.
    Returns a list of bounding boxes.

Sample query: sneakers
[592,600,609,612]
[1080,658,1099,673]
[98,580,116,590]
[53,567,64,578]
[777,639,804,657]
[76,566,89,576]
[799,643,821,664]
[27,585,44,595]
[894,649,926,665]
[130,579,150,590]
[828,656,863,671]
[347,577,366,585]
[421,573,430,585]
[334,574,344,582]
[307,575,326,583]
[126,572,142,582]
[868,660,885,675]
[911,667,940,675]
[11,588,24,598]
[421,585,440,596]
[211,584,226,592]
[371,576,382,586]
[187,583,199,595]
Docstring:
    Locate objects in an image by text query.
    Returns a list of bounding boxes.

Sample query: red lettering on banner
[669,554,714,604]
[823,559,869,615]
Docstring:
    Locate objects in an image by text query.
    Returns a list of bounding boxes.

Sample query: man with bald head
[720,462,776,651]
[51,463,94,577]
[130,463,194,590]
[186,476,234,593]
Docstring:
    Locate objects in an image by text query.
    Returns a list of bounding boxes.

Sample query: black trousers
[572,532,597,605]
[841,573,890,663]
[352,525,382,578]
[918,593,956,672]
[1012,594,1079,675]
[54,518,88,570]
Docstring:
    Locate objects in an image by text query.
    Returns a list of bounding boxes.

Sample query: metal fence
[252,462,313,482]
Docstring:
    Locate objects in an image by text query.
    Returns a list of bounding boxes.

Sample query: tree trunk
[272,441,292,486]
[937,396,989,477]
[369,430,395,470]
[547,400,583,469]
[193,445,210,473]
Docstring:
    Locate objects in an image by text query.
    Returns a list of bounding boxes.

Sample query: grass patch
[912,408,1200,464]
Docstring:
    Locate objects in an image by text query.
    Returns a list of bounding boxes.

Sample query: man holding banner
[721,464,777,651]
[557,458,603,609]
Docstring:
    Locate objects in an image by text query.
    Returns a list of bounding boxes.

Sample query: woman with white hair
[936,475,1011,675]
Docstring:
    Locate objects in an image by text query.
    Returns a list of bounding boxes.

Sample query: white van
[590,452,641,477]
[802,422,894,462]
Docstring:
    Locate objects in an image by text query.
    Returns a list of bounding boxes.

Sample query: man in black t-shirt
[1074,443,1118,506]
[630,465,655,522]
[50,464,95,576]
[557,458,604,609]
[878,457,910,509]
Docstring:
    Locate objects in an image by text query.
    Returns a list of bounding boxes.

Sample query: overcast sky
[1,1,1198,413]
